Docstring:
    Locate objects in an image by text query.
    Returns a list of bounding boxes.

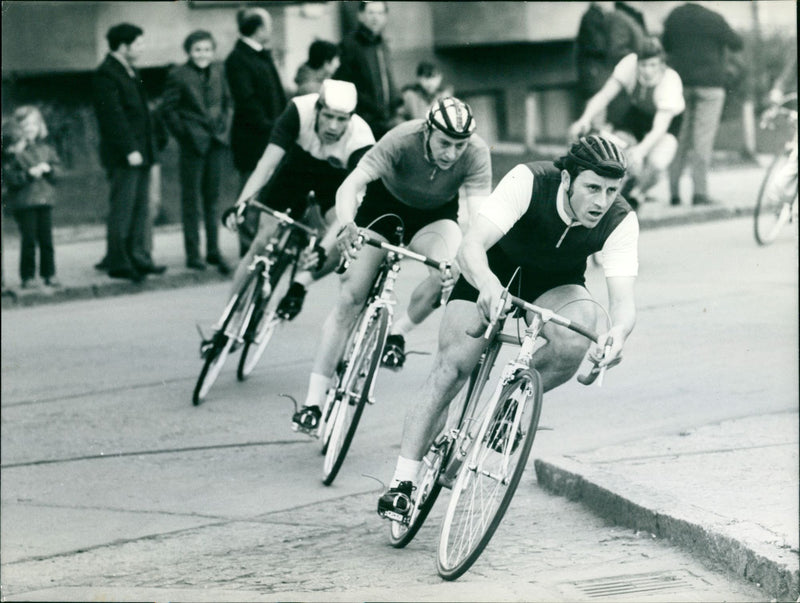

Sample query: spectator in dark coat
[92,22,165,282]
[294,40,341,96]
[334,1,401,139]
[663,2,744,206]
[162,30,233,274]
[225,7,287,256]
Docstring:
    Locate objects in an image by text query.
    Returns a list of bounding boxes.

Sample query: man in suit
[92,22,166,282]
[225,7,287,257]
[162,30,233,274]
[335,1,402,140]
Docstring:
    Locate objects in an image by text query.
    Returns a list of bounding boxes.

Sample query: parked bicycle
[754,92,798,246]
[386,282,611,580]
[317,220,453,486]
[192,194,323,406]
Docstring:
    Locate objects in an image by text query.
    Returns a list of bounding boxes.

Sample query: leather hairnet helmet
[427,97,476,139]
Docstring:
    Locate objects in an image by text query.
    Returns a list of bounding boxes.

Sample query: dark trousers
[106,165,152,272]
[13,206,55,280]
[236,170,260,258]
[179,142,224,262]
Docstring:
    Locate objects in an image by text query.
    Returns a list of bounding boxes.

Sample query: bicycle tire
[237,249,296,380]
[192,271,260,405]
[319,359,346,456]
[754,150,798,246]
[322,306,389,486]
[388,341,502,547]
[192,336,234,406]
[389,442,445,548]
[437,368,543,580]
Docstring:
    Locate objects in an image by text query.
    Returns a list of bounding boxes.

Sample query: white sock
[391,311,417,337]
[304,372,331,408]
[294,271,313,288]
[391,455,422,487]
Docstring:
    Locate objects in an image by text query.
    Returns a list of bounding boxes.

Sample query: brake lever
[577,337,614,386]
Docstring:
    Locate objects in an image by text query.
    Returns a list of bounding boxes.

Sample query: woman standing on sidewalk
[1,107,62,290]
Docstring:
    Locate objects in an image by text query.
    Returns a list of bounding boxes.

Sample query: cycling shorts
[448,244,587,306]
[354,178,459,244]
[617,105,683,142]
[260,148,350,217]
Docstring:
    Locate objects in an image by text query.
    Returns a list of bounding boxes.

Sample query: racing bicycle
[192,195,323,406]
[386,283,611,580]
[318,221,453,486]
[754,92,798,246]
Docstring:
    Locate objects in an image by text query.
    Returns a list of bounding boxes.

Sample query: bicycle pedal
[380,509,409,524]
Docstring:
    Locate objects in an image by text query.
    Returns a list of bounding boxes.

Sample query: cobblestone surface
[2,477,767,602]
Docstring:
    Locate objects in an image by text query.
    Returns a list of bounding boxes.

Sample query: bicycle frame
[341,233,453,403]
[441,293,606,483]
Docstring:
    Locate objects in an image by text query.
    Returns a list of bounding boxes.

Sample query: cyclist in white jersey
[292,97,492,434]
[570,37,684,208]
[377,135,639,519]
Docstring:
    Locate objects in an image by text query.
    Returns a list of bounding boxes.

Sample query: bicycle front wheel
[754,151,798,245]
[437,368,543,580]
[322,306,389,486]
[237,252,295,380]
[192,270,260,405]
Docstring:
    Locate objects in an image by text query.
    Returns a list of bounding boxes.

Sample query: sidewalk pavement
[535,412,799,602]
[2,157,797,601]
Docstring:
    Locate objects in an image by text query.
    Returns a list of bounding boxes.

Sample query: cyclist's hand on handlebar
[299,244,327,272]
[588,327,625,369]
[222,202,247,231]
[336,221,361,263]
[768,87,784,107]
[475,277,509,324]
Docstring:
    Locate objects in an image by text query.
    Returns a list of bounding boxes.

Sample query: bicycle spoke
[438,370,542,580]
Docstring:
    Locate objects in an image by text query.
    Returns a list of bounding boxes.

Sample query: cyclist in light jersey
[292,97,492,434]
[223,79,375,323]
[570,36,684,208]
[377,135,638,519]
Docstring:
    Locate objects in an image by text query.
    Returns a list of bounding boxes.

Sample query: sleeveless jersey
[496,162,631,286]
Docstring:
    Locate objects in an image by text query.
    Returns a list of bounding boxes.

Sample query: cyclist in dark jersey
[223,79,375,321]
[377,135,639,519]
[570,37,684,208]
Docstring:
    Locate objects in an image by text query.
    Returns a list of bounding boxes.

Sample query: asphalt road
[1,216,795,601]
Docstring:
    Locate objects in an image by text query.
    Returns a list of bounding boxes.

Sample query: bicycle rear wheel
[754,151,798,246]
[193,271,260,405]
[437,368,543,580]
[322,306,388,486]
[237,250,295,380]
[389,439,447,548]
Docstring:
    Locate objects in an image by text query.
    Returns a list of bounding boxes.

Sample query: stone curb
[534,456,800,602]
[1,269,229,310]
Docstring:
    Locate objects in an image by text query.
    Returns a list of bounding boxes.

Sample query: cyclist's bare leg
[399,219,462,332]
[766,135,798,206]
[228,213,279,299]
[302,237,387,407]
[527,285,600,391]
[399,300,487,461]
[636,135,678,198]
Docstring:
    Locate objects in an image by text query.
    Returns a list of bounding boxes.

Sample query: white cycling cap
[318,79,358,114]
